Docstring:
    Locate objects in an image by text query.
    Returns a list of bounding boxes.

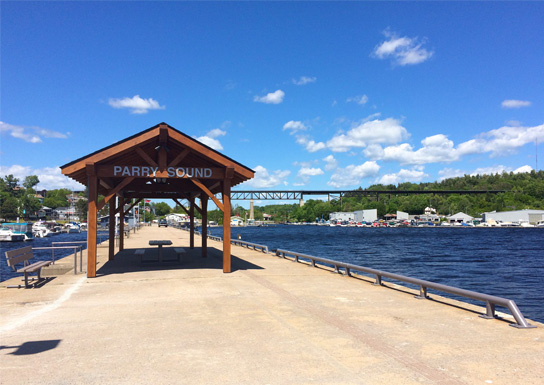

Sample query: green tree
[1,196,19,220]
[154,202,172,217]
[76,198,88,221]
[23,175,40,190]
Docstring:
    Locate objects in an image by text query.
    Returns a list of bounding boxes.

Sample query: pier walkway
[1,225,542,384]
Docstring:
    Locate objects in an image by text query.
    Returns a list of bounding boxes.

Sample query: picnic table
[148,240,172,263]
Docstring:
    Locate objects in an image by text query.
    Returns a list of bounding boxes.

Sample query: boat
[63,222,81,233]
[32,222,53,237]
[535,220,544,228]
[1,222,34,241]
[0,226,25,242]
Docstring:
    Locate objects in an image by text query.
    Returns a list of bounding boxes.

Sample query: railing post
[373,274,382,286]
[415,285,428,299]
[345,267,351,277]
[480,301,496,319]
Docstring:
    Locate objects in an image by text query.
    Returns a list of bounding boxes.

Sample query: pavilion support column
[189,197,195,249]
[119,196,125,252]
[86,164,98,278]
[108,198,116,261]
[222,178,232,273]
[201,193,208,258]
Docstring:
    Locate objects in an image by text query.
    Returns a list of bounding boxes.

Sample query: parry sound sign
[96,165,224,179]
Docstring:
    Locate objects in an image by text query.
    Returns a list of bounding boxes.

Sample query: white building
[330,212,355,222]
[353,209,378,223]
[397,211,409,220]
[448,212,474,224]
[482,209,544,224]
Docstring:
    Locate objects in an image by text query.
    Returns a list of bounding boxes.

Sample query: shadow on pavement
[96,246,264,277]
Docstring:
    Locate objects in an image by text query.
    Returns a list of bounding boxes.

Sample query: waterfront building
[330,212,355,222]
[447,212,474,224]
[352,209,377,223]
[482,209,544,224]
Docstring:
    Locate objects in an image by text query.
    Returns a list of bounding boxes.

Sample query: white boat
[0,228,25,242]
[0,222,33,241]
[33,222,52,237]
[535,220,544,228]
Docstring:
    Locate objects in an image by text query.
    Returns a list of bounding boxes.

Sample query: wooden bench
[173,247,186,263]
[134,249,146,263]
[5,246,52,288]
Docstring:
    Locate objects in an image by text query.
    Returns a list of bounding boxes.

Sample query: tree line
[2,170,543,223]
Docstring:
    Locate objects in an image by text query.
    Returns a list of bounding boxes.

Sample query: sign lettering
[112,166,214,179]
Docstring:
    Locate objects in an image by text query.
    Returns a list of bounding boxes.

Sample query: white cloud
[0,165,84,190]
[297,167,324,184]
[296,136,326,152]
[327,161,380,188]
[243,165,290,188]
[458,124,544,157]
[378,168,429,185]
[346,95,369,105]
[292,76,316,85]
[196,127,227,151]
[514,165,533,174]
[327,118,409,152]
[108,95,165,114]
[253,89,285,104]
[0,121,69,143]
[439,164,533,181]
[322,155,338,171]
[368,134,460,165]
[283,120,307,134]
[366,123,544,165]
[372,29,433,66]
[501,100,531,109]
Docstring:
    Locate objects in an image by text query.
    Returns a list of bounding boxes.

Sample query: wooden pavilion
[60,123,254,277]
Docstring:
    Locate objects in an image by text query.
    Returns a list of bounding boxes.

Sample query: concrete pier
[1,225,543,384]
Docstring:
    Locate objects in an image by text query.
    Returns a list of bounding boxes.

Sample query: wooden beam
[108,197,116,261]
[119,196,125,252]
[201,193,208,258]
[189,197,195,249]
[173,198,190,216]
[135,147,158,167]
[86,164,98,278]
[168,148,190,168]
[191,178,224,212]
[222,178,232,273]
[97,177,135,212]
[100,179,114,190]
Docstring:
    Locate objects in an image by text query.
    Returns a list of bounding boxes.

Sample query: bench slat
[17,261,51,273]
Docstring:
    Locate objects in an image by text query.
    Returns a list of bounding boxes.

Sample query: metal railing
[231,239,268,253]
[275,248,535,329]
[34,245,83,274]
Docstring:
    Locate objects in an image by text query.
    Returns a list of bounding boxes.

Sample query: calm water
[208,225,544,323]
[0,232,108,283]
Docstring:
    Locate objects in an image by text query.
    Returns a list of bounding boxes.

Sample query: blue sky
[1,2,543,205]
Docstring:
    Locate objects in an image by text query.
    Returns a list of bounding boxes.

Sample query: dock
[1,225,543,384]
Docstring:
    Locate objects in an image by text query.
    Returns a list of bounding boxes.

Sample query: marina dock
[1,225,543,385]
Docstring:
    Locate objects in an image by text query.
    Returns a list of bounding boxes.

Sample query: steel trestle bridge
[228,189,506,201]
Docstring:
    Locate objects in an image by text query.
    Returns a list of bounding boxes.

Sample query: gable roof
[61,123,254,199]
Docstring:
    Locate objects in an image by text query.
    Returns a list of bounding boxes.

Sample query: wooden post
[201,193,208,258]
[222,178,231,273]
[86,164,98,278]
[119,196,125,252]
[189,197,195,249]
[108,197,116,261]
